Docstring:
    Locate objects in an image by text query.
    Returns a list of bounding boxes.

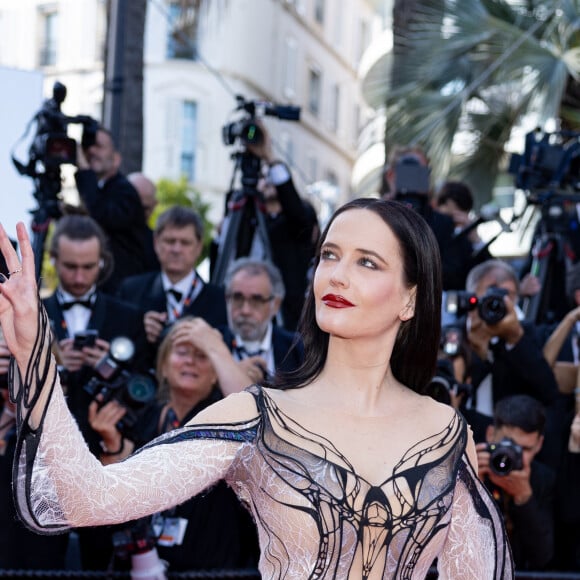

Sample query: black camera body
[222,94,300,147]
[485,437,523,476]
[446,286,509,325]
[424,358,472,406]
[83,337,156,440]
[73,329,98,350]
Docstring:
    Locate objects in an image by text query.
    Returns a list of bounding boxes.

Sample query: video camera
[509,128,580,235]
[485,437,523,476]
[222,94,300,148]
[84,337,156,440]
[444,286,509,325]
[510,128,580,193]
[12,81,99,217]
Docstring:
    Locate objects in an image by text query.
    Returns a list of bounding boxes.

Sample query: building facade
[0,0,389,224]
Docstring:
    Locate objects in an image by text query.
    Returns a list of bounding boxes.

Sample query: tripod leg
[30,210,51,283]
[211,207,244,286]
[521,237,552,324]
[254,206,272,263]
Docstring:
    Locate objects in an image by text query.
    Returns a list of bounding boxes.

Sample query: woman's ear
[399,287,416,321]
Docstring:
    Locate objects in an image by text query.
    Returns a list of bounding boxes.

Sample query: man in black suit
[76,126,148,292]
[44,215,146,456]
[118,205,227,348]
[221,257,303,382]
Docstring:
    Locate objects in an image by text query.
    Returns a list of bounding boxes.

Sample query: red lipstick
[322,294,354,308]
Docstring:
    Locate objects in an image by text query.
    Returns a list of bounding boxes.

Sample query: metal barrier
[1,569,579,579]
[0,571,260,579]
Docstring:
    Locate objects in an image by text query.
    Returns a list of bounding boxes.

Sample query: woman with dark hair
[0,200,512,579]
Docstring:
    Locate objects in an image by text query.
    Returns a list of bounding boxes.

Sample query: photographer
[381,146,474,290]
[44,215,147,450]
[476,395,556,571]
[221,121,318,331]
[464,259,559,414]
[88,317,259,572]
[75,126,148,293]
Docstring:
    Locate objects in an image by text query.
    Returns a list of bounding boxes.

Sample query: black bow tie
[167,288,183,302]
[60,298,94,311]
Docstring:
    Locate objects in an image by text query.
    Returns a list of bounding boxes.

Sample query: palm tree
[104,0,207,173]
[386,0,580,205]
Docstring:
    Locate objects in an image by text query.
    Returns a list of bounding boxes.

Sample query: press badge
[153,517,188,547]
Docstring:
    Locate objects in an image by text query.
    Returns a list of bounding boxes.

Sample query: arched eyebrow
[322,242,388,266]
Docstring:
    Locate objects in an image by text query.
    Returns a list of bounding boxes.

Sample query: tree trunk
[103,0,146,174]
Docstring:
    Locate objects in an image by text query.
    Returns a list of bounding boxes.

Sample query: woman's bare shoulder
[413,393,462,432]
[186,389,260,427]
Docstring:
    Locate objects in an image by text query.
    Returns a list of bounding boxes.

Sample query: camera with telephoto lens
[485,437,523,476]
[222,94,301,147]
[445,286,509,325]
[423,358,472,406]
[83,337,156,440]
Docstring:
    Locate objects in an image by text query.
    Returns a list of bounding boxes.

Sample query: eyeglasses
[226,292,274,309]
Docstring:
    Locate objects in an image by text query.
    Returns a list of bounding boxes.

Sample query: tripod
[520,192,579,325]
[211,150,272,286]
[28,170,63,282]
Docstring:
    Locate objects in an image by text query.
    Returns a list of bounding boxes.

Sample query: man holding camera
[75,126,148,293]
[476,395,556,571]
[43,215,146,456]
[381,146,475,290]
[464,259,559,415]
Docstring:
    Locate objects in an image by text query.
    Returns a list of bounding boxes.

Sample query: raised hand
[0,223,39,368]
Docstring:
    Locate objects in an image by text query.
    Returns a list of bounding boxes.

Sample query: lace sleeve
[10,304,258,535]
[437,456,514,579]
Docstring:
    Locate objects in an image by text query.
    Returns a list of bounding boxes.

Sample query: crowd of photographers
[1,124,580,576]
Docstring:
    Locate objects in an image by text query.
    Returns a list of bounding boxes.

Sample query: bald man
[128,172,161,273]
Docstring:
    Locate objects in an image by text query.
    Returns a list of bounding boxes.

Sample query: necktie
[167,288,183,302]
[60,298,94,311]
[239,346,265,359]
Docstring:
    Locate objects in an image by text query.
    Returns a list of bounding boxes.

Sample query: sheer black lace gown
[10,308,513,579]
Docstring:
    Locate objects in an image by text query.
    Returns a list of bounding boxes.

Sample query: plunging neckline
[258,387,466,490]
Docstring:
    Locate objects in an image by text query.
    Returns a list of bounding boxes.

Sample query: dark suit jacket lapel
[89,294,107,332]
[149,273,167,311]
[43,294,68,341]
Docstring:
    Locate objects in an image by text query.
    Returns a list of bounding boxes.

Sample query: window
[167,1,197,60]
[308,67,322,117]
[329,83,340,132]
[314,0,325,25]
[39,10,58,66]
[181,101,197,182]
[356,19,370,66]
[283,37,297,99]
